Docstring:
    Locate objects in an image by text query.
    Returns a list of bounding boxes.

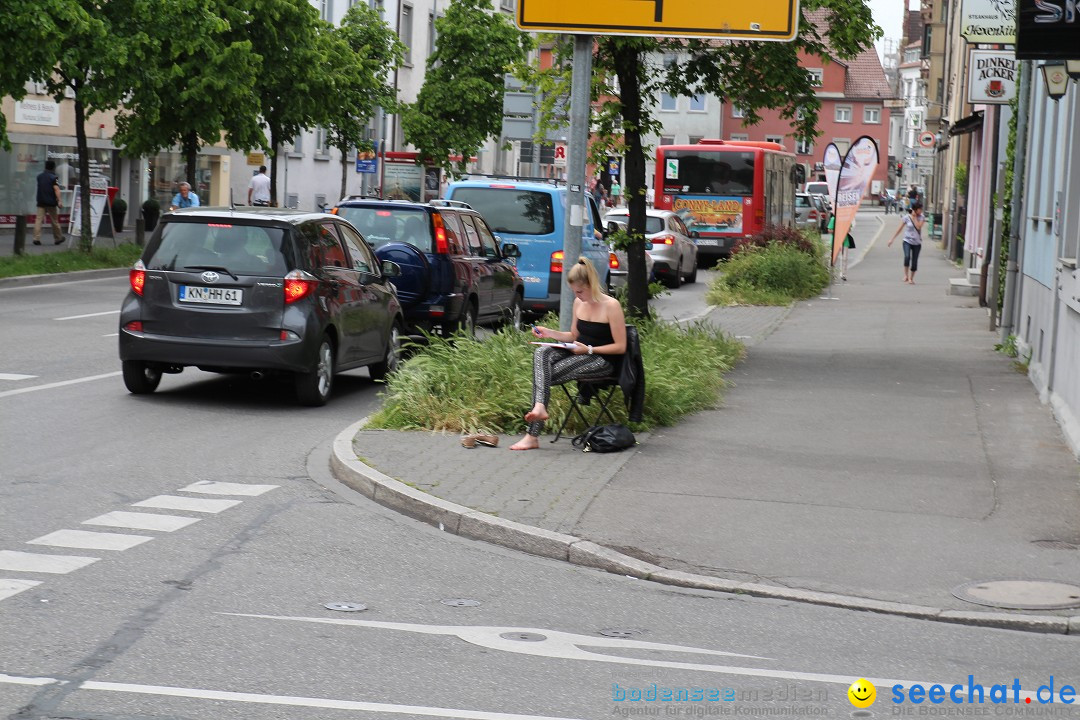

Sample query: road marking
[82,511,200,533]
[54,309,121,321]
[178,481,279,496]
[0,374,36,381]
[0,673,55,686]
[102,333,119,337]
[0,579,42,602]
[27,529,154,551]
[133,495,241,514]
[0,550,99,574]
[0,371,121,399]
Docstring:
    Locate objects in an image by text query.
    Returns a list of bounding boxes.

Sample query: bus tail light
[551,250,564,274]
[432,213,449,254]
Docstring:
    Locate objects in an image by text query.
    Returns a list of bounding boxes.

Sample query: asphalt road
[2,268,1079,719]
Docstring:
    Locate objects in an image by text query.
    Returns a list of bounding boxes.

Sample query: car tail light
[654,235,675,245]
[129,260,146,296]
[124,320,143,332]
[283,269,315,304]
[551,250,565,274]
[329,207,339,215]
[808,210,818,220]
[432,213,449,254]
[609,253,620,270]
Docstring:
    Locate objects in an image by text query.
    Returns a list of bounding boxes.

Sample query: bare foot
[509,435,540,451]
[524,404,549,423]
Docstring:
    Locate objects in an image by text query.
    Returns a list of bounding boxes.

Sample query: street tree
[325,3,404,201]
[526,1,879,317]
[402,0,531,176]
[113,0,263,195]
[246,0,336,205]
[38,0,159,250]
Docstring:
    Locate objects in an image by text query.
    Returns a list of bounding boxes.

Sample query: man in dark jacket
[34,160,64,245]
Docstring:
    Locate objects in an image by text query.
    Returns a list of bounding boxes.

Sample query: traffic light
[896,162,903,174]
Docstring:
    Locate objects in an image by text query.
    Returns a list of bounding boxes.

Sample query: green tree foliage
[326,4,404,200]
[113,0,263,192]
[524,0,879,317]
[402,0,531,175]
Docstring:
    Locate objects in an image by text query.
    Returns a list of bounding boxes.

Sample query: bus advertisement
[655,140,798,262]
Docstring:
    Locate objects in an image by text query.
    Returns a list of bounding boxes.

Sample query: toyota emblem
[201,271,220,283]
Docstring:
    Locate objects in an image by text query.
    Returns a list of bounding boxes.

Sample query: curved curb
[0,267,128,289]
[330,420,1080,636]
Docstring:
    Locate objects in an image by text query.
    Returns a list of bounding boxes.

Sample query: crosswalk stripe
[0,550,99,574]
[178,481,279,497]
[27,529,154,551]
[0,579,42,601]
[82,511,200,533]
[132,495,241,514]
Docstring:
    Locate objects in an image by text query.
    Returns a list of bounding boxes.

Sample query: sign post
[558,35,593,331]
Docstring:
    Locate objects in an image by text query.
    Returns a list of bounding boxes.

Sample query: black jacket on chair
[578,324,645,423]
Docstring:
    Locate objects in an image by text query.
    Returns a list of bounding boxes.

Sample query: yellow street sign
[517,0,799,41]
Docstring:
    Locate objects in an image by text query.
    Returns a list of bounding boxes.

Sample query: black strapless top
[577,319,615,348]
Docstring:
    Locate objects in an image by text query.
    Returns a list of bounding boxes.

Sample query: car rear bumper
[119,328,314,373]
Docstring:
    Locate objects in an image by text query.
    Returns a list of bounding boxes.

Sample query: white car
[604,209,699,289]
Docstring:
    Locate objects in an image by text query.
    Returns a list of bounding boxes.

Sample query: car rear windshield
[336,207,432,252]
[795,195,811,207]
[662,150,755,196]
[605,213,664,234]
[145,222,290,276]
[449,188,555,235]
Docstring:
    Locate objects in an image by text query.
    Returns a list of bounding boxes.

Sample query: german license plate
[178,285,243,305]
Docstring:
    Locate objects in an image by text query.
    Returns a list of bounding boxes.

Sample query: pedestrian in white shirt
[248,166,271,206]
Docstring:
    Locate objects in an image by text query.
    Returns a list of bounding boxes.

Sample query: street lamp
[1041,62,1069,101]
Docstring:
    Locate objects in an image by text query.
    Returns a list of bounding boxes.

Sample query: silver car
[602,217,656,290]
[603,209,698,289]
[795,193,824,231]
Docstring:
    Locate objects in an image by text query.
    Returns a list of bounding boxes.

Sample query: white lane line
[0,374,36,381]
[54,310,120,321]
[27,529,154,551]
[0,550,99,574]
[0,579,42,602]
[0,371,121,399]
[0,673,56,686]
[102,333,119,337]
[132,495,241,514]
[178,481,279,496]
[82,511,200,533]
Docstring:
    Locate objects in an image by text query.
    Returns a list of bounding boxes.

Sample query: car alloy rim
[511,301,522,330]
[317,343,332,396]
[387,326,400,372]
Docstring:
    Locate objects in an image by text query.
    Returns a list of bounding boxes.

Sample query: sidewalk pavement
[332,209,1080,633]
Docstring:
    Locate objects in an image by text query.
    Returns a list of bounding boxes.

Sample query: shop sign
[15,99,59,127]
[968,50,1018,104]
[960,0,1017,44]
[1016,0,1080,58]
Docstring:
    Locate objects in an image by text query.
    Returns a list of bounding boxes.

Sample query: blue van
[444,179,610,314]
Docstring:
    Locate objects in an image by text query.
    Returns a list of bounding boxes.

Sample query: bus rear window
[662,151,755,196]
[449,188,555,235]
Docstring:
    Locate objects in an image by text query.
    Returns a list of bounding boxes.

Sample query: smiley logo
[848,678,876,708]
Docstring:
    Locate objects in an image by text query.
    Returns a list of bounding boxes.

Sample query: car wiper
[183,265,239,281]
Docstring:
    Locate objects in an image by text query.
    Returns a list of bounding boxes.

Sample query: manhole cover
[952,580,1080,610]
[599,628,646,638]
[441,598,481,607]
[323,602,368,612]
[500,632,547,642]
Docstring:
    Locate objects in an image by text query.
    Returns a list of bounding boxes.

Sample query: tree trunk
[269,127,279,207]
[73,92,94,252]
[183,131,199,196]
[611,41,649,319]
[339,144,348,202]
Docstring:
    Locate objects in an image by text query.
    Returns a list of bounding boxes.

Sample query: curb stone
[329,420,1080,635]
[0,267,128,289]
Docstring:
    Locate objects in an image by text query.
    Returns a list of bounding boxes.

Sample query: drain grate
[952,580,1080,610]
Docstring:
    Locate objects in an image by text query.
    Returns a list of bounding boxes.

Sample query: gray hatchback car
[119,208,405,406]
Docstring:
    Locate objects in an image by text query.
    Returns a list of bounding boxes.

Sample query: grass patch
[0,243,143,279]
[366,316,744,435]
[706,241,829,307]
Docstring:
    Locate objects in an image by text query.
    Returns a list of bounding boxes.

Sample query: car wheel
[665,261,683,289]
[369,321,402,381]
[444,300,477,339]
[295,335,334,406]
[685,260,697,284]
[504,292,524,331]
[122,360,162,394]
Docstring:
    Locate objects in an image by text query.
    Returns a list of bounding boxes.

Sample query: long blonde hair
[566,256,603,302]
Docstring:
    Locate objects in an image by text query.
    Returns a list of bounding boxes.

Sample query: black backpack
[571,424,636,453]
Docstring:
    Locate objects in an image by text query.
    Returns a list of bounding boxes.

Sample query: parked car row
[118,179,704,407]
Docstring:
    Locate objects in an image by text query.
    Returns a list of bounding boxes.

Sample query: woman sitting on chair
[510,257,627,451]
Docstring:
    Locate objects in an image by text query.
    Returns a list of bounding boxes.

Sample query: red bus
[654,140,798,261]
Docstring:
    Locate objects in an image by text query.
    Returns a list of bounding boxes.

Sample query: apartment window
[730,133,749,141]
[659,136,675,145]
[318,0,332,21]
[660,92,677,111]
[689,95,706,112]
[371,0,384,18]
[428,11,437,56]
[766,135,784,148]
[731,106,745,119]
[663,53,678,70]
[400,4,413,65]
[833,138,850,154]
[290,134,303,157]
[835,105,852,123]
[499,0,515,10]
[864,106,881,124]
[795,139,813,155]
[807,68,824,86]
[688,136,704,145]
[315,127,329,158]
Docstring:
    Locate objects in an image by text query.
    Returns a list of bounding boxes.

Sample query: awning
[948,110,985,137]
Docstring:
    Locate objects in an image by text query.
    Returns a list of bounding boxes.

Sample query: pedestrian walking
[33,160,64,246]
[888,201,926,284]
[169,182,200,211]
[610,180,621,208]
[248,166,271,206]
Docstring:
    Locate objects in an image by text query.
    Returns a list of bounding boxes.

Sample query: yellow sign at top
[517,0,799,41]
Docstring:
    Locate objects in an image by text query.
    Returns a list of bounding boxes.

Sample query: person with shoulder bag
[888,202,926,284]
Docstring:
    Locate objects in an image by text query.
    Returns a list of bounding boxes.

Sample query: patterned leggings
[527,345,613,436]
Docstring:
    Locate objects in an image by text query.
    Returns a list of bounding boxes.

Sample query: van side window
[458,214,483,256]
[472,216,499,259]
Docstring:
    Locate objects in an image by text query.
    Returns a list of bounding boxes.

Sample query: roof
[164,207,333,225]
[843,47,895,99]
